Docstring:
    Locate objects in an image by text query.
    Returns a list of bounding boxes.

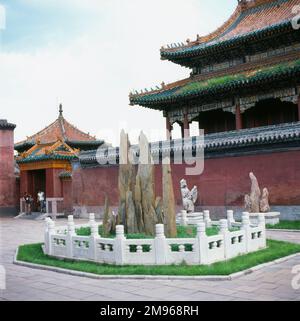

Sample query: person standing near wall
[23,192,31,215]
[37,191,45,213]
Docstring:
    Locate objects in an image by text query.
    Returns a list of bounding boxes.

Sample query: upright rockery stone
[118,130,160,236]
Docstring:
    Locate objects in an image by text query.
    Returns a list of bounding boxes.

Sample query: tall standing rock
[162,157,177,238]
[117,130,168,236]
[155,197,164,224]
[118,130,137,232]
[103,195,116,236]
[126,191,138,234]
[260,188,270,213]
[249,172,261,213]
[134,175,145,232]
[135,132,158,235]
[103,195,110,236]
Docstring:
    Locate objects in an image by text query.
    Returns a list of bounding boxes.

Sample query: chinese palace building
[2,0,300,219]
[15,105,106,215]
[127,0,300,218]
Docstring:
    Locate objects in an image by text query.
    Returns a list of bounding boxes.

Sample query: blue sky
[1,0,106,50]
[0,0,237,144]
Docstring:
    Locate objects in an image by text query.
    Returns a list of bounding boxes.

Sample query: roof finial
[238,0,248,11]
[59,104,63,117]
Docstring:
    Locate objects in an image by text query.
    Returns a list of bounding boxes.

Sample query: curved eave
[65,140,105,151]
[161,21,295,65]
[14,141,35,153]
[130,62,300,109]
[16,154,78,164]
[0,120,16,131]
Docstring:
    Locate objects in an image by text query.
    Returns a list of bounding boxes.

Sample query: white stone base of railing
[249,212,280,226]
[44,212,267,266]
[46,198,64,218]
[176,210,212,227]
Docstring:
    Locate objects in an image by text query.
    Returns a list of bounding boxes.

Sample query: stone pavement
[266,230,300,244]
[0,217,300,301]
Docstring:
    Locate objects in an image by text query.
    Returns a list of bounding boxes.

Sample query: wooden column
[183,110,190,138]
[235,102,242,130]
[298,95,300,122]
[166,116,172,140]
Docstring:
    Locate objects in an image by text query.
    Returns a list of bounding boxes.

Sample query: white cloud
[0,0,236,145]
[18,0,106,11]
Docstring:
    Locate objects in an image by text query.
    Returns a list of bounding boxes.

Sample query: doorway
[28,169,46,212]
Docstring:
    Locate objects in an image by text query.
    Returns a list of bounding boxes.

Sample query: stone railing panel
[125,239,155,265]
[166,238,198,265]
[44,212,266,266]
[72,236,91,259]
[95,238,115,264]
[51,235,67,258]
[206,234,225,264]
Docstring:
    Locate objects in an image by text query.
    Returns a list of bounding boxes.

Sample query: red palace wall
[46,168,64,198]
[71,150,300,214]
[0,127,17,214]
[72,166,119,207]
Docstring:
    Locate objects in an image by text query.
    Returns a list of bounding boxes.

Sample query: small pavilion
[15,105,106,215]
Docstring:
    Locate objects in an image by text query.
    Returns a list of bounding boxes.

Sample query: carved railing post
[197,222,208,264]
[114,225,126,265]
[154,224,168,265]
[227,210,235,229]
[67,215,75,258]
[241,212,251,252]
[44,217,51,254]
[180,210,188,226]
[204,210,212,228]
[219,219,230,259]
[47,219,56,256]
[258,214,267,248]
[89,213,99,261]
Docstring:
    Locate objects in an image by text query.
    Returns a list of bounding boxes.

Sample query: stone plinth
[177,211,204,225]
[249,212,280,226]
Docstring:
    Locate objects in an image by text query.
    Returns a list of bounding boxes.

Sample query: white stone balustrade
[177,210,206,226]
[227,210,235,228]
[180,210,188,226]
[204,210,212,228]
[44,212,266,266]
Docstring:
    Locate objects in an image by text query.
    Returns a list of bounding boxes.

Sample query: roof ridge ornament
[238,0,276,11]
[59,103,63,117]
[238,0,248,10]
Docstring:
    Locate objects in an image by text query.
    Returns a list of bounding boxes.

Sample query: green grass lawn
[76,225,221,253]
[266,220,300,230]
[76,225,221,239]
[16,240,300,276]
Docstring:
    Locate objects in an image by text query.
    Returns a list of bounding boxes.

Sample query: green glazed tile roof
[160,0,298,64]
[17,154,77,164]
[130,59,300,109]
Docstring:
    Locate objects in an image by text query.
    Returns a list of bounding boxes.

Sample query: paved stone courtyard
[0,217,300,301]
